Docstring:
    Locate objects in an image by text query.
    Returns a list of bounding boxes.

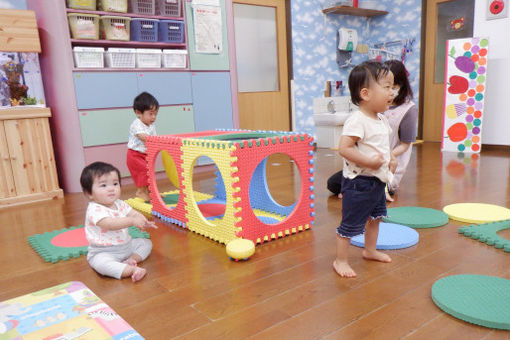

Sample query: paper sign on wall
[441,37,488,153]
[192,4,223,54]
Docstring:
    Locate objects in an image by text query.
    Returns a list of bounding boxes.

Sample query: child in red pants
[126,92,159,201]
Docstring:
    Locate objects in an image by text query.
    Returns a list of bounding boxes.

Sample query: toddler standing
[334,60,396,278]
[127,92,159,201]
[80,161,156,282]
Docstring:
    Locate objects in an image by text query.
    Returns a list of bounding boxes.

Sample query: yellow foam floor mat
[443,203,510,224]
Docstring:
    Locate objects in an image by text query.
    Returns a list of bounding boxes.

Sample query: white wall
[474,0,510,145]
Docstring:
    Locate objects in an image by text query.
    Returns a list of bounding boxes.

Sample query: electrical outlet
[487,0,508,20]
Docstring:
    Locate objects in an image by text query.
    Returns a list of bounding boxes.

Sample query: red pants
[126,149,148,187]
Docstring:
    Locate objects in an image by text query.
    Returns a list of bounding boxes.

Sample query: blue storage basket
[130,18,159,42]
[158,20,184,43]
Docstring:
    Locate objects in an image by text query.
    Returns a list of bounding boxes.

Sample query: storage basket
[67,0,97,10]
[130,18,159,42]
[128,0,155,15]
[155,0,181,17]
[105,48,136,68]
[73,46,104,68]
[158,20,184,43]
[162,49,187,68]
[98,0,128,12]
[101,16,131,41]
[67,13,100,40]
[136,49,162,68]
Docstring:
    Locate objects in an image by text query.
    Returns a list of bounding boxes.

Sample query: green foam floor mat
[383,207,449,228]
[28,225,150,263]
[458,220,510,252]
[432,274,510,330]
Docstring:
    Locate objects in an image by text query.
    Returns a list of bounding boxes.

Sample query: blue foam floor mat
[350,222,419,249]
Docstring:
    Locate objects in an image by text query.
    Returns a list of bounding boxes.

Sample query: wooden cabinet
[0,108,63,206]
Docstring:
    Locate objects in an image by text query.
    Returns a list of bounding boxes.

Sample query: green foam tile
[383,207,449,228]
[28,225,150,263]
[432,274,510,330]
[458,219,510,252]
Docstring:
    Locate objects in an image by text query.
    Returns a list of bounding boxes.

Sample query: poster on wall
[0,52,46,109]
[441,37,488,153]
[192,4,223,54]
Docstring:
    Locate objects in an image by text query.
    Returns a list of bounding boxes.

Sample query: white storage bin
[105,48,136,68]
[73,46,104,68]
[162,49,187,68]
[135,49,162,68]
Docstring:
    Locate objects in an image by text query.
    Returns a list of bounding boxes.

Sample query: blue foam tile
[350,222,419,250]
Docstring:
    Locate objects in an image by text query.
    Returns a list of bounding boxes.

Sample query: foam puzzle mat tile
[432,274,510,330]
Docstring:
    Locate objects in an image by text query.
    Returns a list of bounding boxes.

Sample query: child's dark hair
[133,92,159,113]
[80,162,121,195]
[348,60,391,106]
[384,60,413,106]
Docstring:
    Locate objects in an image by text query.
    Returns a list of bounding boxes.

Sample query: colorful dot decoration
[452,37,487,153]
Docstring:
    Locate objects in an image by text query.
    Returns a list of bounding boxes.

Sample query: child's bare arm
[136,133,149,143]
[339,135,385,170]
[96,216,141,231]
[391,141,411,158]
[127,209,158,230]
[389,152,397,173]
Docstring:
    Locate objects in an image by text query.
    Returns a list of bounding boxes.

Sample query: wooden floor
[1,142,510,339]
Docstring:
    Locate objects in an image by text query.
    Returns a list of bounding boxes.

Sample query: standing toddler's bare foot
[362,250,392,263]
[333,260,357,278]
[131,267,146,282]
[136,189,151,202]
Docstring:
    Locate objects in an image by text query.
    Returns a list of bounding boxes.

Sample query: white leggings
[87,239,152,279]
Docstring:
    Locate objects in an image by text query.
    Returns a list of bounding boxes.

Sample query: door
[422,0,475,141]
[233,0,290,131]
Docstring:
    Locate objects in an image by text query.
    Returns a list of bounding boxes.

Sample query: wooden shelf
[70,39,186,48]
[66,8,183,21]
[322,5,388,17]
[0,106,51,120]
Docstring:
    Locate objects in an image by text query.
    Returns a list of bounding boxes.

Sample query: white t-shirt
[85,200,133,246]
[127,118,156,154]
[341,110,393,183]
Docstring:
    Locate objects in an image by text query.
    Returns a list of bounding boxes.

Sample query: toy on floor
[458,220,510,252]
[226,238,256,261]
[126,130,315,260]
[383,207,449,228]
[443,203,510,224]
[431,274,510,330]
[350,222,419,250]
[28,226,149,263]
[0,281,143,338]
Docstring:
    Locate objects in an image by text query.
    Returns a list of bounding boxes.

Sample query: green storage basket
[68,13,100,40]
[67,0,97,10]
[99,0,128,13]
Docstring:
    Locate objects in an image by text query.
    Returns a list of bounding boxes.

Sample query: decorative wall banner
[442,37,488,153]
